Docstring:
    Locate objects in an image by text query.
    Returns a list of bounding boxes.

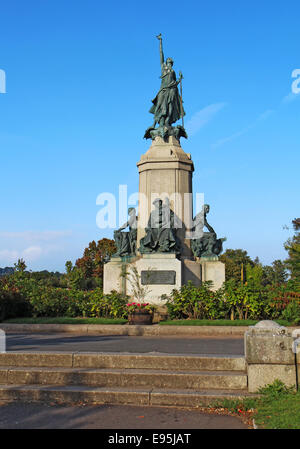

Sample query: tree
[75,238,116,280]
[262,260,288,286]
[14,258,27,272]
[246,263,264,289]
[284,218,300,290]
[219,249,254,282]
[65,261,85,289]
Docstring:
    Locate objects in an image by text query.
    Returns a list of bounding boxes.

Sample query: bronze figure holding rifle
[144,34,187,140]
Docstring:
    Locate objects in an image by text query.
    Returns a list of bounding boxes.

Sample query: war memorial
[104,34,226,303]
[0,35,299,430]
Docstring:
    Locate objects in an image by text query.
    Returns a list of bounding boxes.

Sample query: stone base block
[182,259,201,286]
[104,254,202,305]
[133,254,182,305]
[103,258,124,295]
[245,332,295,365]
[248,364,297,393]
[200,260,225,291]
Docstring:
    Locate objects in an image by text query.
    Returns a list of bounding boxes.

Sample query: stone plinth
[132,254,182,305]
[182,259,202,286]
[104,254,182,304]
[245,321,297,393]
[137,136,194,257]
[199,259,225,291]
[103,257,124,295]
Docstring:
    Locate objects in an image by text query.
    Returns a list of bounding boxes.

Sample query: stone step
[0,384,256,408]
[0,352,246,372]
[0,366,247,390]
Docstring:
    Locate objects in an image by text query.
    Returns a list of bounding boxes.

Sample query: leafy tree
[14,258,27,272]
[284,218,300,290]
[262,260,288,286]
[246,263,264,289]
[219,249,254,282]
[65,261,86,290]
[75,238,116,285]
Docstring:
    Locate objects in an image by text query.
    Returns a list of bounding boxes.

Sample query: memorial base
[133,254,182,304]
[199,259,225,291]
[104,254,192,305]
[104,255,225,302]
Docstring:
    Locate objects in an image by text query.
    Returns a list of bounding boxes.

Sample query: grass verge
[2,317,293,326]
[212,380,300,429]
[2,317,127,325]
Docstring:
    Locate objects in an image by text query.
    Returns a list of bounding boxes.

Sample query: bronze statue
[144,34,187,140]
[113,208,137,257]
[191,204,226,258]
[139,198,179,253]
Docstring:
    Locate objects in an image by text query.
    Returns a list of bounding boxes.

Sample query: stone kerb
[245,320,297,393]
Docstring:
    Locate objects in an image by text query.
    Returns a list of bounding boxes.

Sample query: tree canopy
[284,218,300,290]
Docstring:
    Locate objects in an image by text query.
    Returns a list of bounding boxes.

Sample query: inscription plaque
[141,270,176,285]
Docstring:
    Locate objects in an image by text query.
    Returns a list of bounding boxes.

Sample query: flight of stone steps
[0,352,255,406]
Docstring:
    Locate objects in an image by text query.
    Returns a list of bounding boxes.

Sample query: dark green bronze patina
[112,208,137,257]
[139,198,180,254]
[144,34,187,141]
[191,204,226,258]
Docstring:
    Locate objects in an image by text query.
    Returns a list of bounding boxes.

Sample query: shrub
[280,301,300,324]
[166,281,225,320]
[87,290,128,318]
[0,284,31,321]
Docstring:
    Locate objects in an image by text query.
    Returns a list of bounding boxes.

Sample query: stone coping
[0,323,297,337]
[0,323,253,336]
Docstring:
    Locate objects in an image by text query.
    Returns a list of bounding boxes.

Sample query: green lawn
[215,380,300,429]
[3,317,127,325]
[2,317,294,326]
[254,386,300,429]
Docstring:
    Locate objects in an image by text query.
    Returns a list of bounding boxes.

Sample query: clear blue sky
[0,0,299,271]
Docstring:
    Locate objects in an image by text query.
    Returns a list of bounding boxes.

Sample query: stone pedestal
[103,257,124,296]
[103,136,226,301]
[133,254,182,304]
[199,259,225,291]
[245,321,297,393]
[182,259,202,286]
[137,136,194,258]
[104,254,183,305]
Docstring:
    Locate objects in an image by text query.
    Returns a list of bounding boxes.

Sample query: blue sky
[0,0,299,272]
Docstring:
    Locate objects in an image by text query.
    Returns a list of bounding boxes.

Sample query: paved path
[0,402,247,429]
[5,333,244,356]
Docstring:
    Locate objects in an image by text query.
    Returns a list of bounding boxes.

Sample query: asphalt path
[5,333,244,356]
[0,402,248,429]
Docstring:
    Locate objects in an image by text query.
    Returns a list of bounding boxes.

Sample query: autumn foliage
[75,238,116,279]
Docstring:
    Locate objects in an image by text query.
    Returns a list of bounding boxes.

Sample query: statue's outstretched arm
[156,34,164,68]
[118,220,129,231]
